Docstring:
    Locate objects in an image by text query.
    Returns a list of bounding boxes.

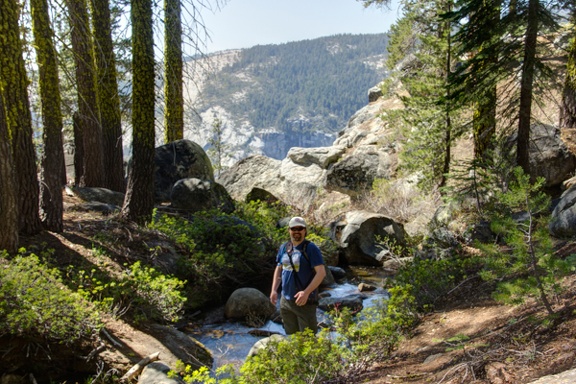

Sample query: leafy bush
[70,261,186,323]
[240,329,344,384]
[126,261,187,322]
[234,200,291,245]
[0,251,101,343]
[149,208,279,308]
[392,254,481,311]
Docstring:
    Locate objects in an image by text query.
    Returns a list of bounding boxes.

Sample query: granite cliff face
[181,34,389,167]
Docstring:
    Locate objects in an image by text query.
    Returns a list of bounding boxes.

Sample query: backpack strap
[285,240,311,264]
[301,240,310,263]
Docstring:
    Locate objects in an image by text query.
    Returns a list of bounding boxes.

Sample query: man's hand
[294,291,309,306]
[270,290,278,306]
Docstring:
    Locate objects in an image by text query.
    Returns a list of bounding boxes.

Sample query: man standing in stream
[270,216,326,335]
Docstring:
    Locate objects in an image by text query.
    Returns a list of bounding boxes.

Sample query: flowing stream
[193,268,392,370]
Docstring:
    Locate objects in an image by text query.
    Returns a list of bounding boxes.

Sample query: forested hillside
[186,34,388,163]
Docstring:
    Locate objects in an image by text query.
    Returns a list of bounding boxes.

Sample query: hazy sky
[198,0,401,53]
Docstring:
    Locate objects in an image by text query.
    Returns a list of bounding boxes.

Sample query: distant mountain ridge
[183,33,389,168]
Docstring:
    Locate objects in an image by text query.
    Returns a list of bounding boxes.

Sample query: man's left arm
[295,264,326,305]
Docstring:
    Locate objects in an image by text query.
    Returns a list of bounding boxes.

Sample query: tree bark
[0,0,43,236]
[0,93,19,252]
[560,16,576,131]
[90,0,126,192]
[32,0,65,232]
[122,0,156,223]
[66,0,104,187]
[163,0,184,143]
[517,0,539,175]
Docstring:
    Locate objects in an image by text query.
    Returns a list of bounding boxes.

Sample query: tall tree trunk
[0,93,19,252]
[517,0,539,175]
[122,0,155,223]
[560,19,576,131]
[473,86,497,164]
[472,0,499,165]
[66,0,104,187]
[164,0,184,143]
[0,0,43,236]
[32,0,65,232]
[440,3,452,189]
[73,111,85,186]
[90,0,125,192]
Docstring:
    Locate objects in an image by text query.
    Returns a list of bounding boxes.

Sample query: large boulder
[325,148,395,198]
[549,184,576,238]
[138,362,183,384]
[247,334,285,358]
[224,288,276,322]
[506,124,576,188]
[529,125,576,188]
[170,178,235,213]
[155,140,214,202]
[71,186,125,206]
[330,211,407,266]
[218,153,347,212]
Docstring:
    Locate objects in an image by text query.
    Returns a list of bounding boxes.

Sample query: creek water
[193,267,392,370]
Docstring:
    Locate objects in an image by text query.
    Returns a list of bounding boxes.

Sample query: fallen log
[120,351,161,382]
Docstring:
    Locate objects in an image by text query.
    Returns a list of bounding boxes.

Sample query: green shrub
[149,207,283,308]
[126,261,187,322]
[393,256,481,311]
[240,329,345,384]
[70,261,187,323]
[234,200,291,245]
[0,251,101,343]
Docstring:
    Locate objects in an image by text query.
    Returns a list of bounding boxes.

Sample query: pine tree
[477,167,573,314]
[207,116,229,177]
[32,0,65,232]
[66,0,104,187]
[382,0,461,191]
[90,0,126,192]
[122,0,155,223]
[163,0,184,143]
[0,0,43,235]
[0,93,18,252]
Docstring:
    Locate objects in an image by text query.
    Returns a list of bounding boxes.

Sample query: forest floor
[15,194,576,383]
[358,241,576,384]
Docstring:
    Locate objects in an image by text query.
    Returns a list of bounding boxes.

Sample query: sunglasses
[290,226,305,232]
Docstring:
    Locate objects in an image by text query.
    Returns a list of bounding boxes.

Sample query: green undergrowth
[0,250,101,344]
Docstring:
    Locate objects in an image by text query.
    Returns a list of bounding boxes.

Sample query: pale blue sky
[199,0,401,53]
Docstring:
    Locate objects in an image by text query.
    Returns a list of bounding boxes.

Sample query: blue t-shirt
[276,240,324,300]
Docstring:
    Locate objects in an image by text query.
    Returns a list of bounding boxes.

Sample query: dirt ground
[359,266,576,384]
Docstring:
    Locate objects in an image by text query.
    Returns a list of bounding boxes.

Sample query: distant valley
[182,33,389,170]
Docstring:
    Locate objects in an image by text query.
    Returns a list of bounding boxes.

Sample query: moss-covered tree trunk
[0,0,43,236]
[32,0,65,232]
[90,0,125,192]
[164,0,184,143]
[0,94,18,252]
[66,0,104,187]
[122,0,155,223]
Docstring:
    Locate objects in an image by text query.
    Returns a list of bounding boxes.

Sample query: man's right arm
[270,265,282,305]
